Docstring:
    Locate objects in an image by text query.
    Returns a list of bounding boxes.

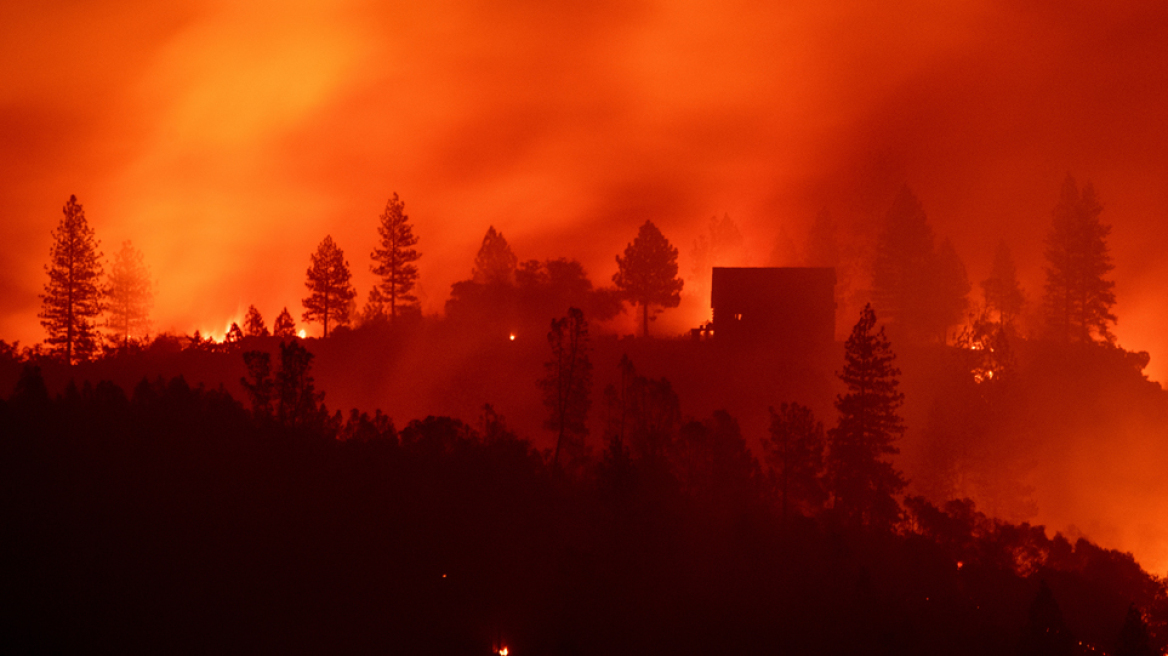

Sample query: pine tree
[613,220,684,337]
[540,307,592,466]
[224,322,244,344]
[359,287,388,326]
[105,240,153,349]
[827,304,907,529]
[1021,580,1075,656]
[39,195,104,364]
[302,235,356,338]
[243,305,269,337]
[472,226,519,285]
[1043,175,1116,343]
[1115,603,1154,656]
[872,187,968,343]
[981,240,1025,327]
[766,402,827,520]
[371,192,421,320]
[273,307,297,338]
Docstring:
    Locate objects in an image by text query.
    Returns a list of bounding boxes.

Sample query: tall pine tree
[40,195,104,364]
[371,192,421,320]
[105,240,153,350]
[1043,175,1116,343]
[472,226,518,285]
[827,304,907,529]
[540,307,592,466]
[613,220,683,337]
[273,307,297,338]
[872,187,968,343]
[302,235,356,338]
[981,240,1025,327]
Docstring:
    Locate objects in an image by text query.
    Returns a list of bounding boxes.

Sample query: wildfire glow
[509,333,516,341]
[298,329,307,339]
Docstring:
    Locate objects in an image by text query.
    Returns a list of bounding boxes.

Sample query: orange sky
[2,0,1168,570]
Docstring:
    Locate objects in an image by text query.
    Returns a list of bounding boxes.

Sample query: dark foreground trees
[40,195,104,364]
[826,304,907,529]
[3,363,1166,655]
[613,220,684,337]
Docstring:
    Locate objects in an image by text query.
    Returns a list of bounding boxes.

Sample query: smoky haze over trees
[6,170,1168,653]
[104,240,153,350]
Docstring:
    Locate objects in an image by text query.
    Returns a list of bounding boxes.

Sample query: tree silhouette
[872,186,968,343]
[613,220,683,337]
[981,240,1025,327]
[1021,580,1075,656]
[273,307,297,338]
[766,402,826,521]
[241,350,274,420]
[359,287,388,327]
[105,240,152,350]
[602,355,681,461]
[224,322,243,345]
[827,304,907,529]
[540,307,592,466]
[276,340,325,428]
[1043,175,1116,343]
[1115,603,1154,656]
[39,195,104,364]
[472,226,518,285]
[243,305,269,337]
[371,192,421,320]
[302,235,356,338]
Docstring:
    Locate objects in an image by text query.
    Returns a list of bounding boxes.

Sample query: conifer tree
[302,235,356,338]
[981,240,1025,327]
[540,307,592,466]
[472,226,519,285]
[371,192,421,320]
[105,240,153,349]
[766,402,827,520]
[40,195,104,364]
[243,305,269,337]
[359,287,388,326]
[1116,603,1154,656]
[872,187,968,342]
[827,304,907,529]
[273,307,297,338]
[224,322,244,344]
[1043,175,1116,343]
[613,220,684,337]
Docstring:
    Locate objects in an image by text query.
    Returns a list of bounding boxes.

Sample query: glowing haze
[2,1,1168,569]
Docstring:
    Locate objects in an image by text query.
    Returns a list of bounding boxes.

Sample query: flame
[509,333,516,341]
[298,329,307,339]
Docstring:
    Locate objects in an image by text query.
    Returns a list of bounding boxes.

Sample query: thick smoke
[2,0,1167,570]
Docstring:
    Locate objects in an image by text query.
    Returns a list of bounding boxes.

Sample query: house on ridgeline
[703,267,836,350]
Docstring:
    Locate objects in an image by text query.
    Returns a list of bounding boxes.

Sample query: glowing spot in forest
[956,560,964,570]
[498,648,508,656]
[509,333,516,341]
[298,329,307,339]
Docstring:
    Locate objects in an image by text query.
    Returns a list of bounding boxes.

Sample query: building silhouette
[710,267,836,350]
